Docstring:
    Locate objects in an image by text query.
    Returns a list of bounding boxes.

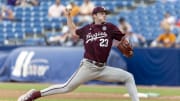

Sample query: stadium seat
[3,0,179,45]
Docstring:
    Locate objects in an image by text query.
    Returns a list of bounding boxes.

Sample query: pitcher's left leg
[96,66,140,101]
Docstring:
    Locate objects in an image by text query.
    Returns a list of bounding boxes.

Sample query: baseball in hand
[65,4,72,16]
[66,4,72,11]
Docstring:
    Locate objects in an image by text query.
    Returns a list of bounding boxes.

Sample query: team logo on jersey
[102,26,107,31]
[86,32,107,43]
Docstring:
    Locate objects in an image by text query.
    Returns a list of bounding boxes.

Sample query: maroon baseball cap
[92,6,110,15]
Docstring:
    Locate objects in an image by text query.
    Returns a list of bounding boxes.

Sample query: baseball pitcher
[18,6,140,101]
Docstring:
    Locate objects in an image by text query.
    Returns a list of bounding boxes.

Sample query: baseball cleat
[18,89,37,101]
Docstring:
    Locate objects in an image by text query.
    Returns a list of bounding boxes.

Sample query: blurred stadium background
[0,0,180,87]
[0,0,179,46]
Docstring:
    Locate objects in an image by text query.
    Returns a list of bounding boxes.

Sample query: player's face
[94,12,107,23]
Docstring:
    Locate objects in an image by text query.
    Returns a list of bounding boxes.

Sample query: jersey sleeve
[75,26,85,39]
[109,23,125,41]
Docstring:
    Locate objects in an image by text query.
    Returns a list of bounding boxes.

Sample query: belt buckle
[96,63,104,67]
[94,61,104,67]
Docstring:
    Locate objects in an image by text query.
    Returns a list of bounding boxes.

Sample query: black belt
[85,59,105,67]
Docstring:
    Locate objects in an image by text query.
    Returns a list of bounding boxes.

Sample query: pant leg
[96,66,140,101]
[41,60,99,96]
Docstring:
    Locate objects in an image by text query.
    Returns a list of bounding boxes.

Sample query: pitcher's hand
[64,6,72,17]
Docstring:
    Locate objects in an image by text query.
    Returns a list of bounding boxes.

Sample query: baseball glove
[117,38,133,57]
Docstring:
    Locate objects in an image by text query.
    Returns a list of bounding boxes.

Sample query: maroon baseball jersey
[76,22,125,63]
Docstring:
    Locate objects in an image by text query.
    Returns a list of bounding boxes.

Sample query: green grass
[0,99,131,101]
[0,83,180,101]
[0,83,50,90]
[137,86,180,96]
[37,99,131,101]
